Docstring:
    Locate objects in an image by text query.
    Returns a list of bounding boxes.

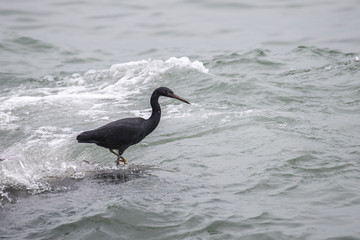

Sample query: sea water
[1,1,360,239]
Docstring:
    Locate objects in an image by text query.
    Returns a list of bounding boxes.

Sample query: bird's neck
[146,93,161,134]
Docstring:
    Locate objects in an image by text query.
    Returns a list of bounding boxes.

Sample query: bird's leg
[113,149,127,165]
[109,149,119,156]
[109,149,126,165]
[110,149,121,165]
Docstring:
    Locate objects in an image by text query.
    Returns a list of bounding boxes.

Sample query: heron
[76,87,190,165]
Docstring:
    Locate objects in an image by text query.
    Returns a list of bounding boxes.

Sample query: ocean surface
[1,0,360,239]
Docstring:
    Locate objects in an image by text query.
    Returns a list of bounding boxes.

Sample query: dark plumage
[76,87,190,165]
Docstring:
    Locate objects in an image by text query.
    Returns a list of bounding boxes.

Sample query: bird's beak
[170,93,190,104]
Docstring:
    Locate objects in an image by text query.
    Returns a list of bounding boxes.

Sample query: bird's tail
[76,131,96,143]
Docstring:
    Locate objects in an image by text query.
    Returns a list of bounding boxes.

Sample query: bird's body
[77,117,148,150]
[76,87,189,165]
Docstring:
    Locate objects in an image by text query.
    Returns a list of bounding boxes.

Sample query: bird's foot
[115,156,127,165]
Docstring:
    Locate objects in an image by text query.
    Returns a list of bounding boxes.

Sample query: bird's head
[157,87,190,104]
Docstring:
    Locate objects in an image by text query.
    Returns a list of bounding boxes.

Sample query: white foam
[1,57,208,114]
[165,57,209,73]
[0,111,20,130]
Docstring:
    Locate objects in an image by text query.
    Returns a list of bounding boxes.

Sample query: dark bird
[76,87,190,165]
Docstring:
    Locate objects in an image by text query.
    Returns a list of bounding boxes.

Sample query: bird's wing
[82,118,146,146]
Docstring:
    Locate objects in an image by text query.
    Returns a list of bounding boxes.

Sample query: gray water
[1,1,360,239]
